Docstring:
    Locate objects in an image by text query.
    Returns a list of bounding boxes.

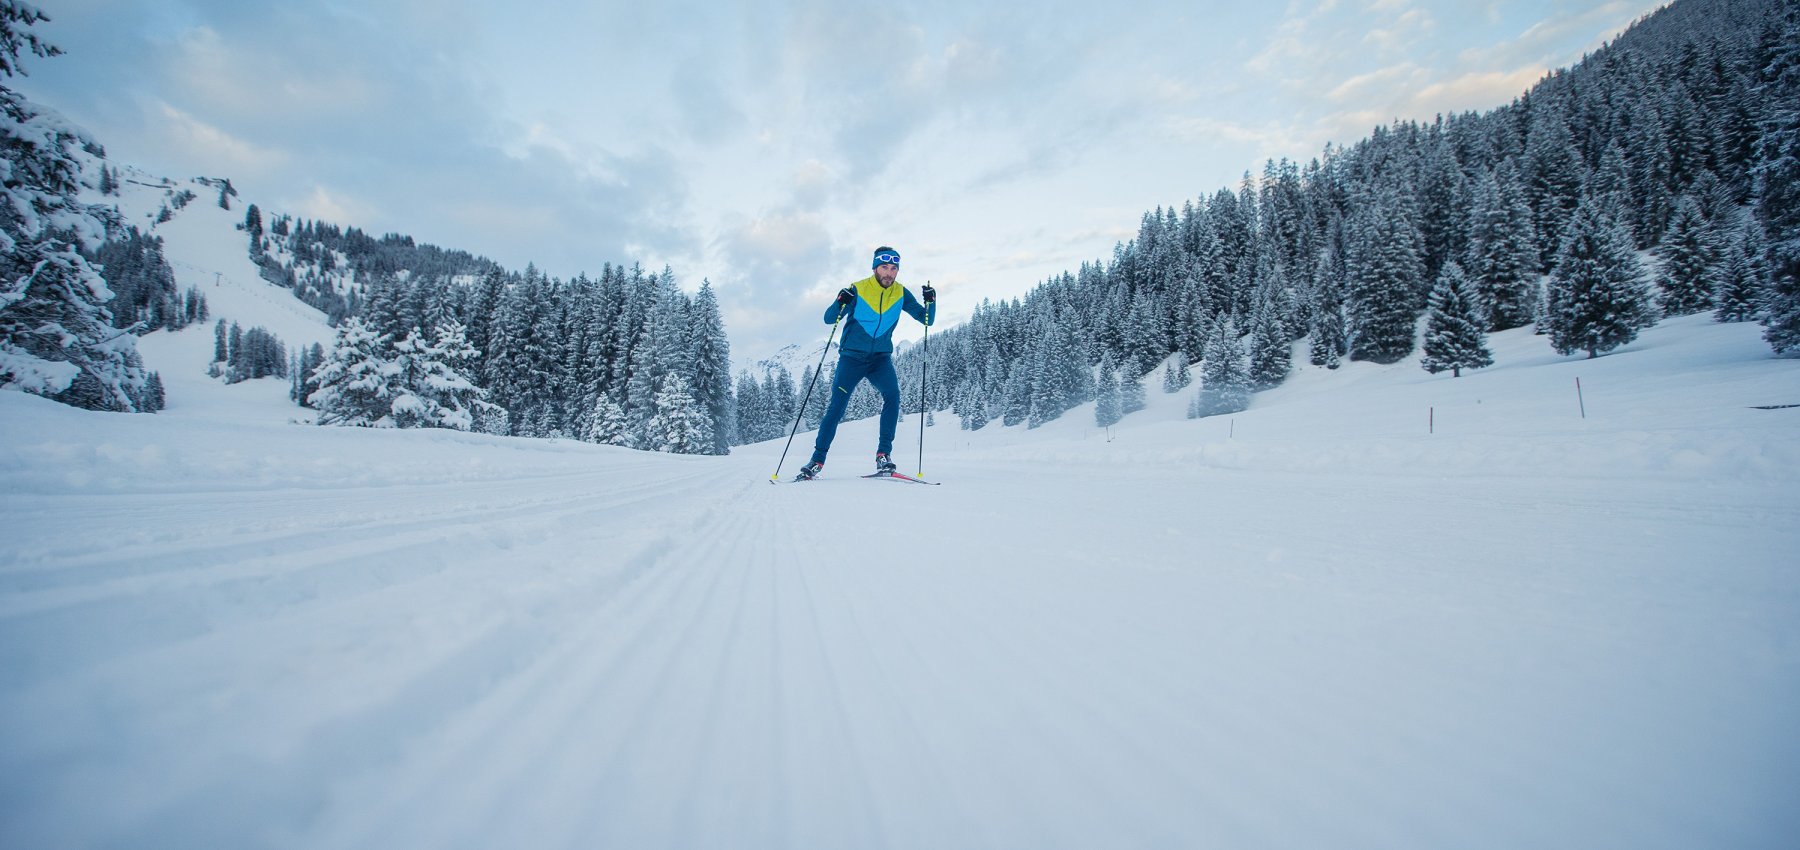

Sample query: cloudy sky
[21,0,1665,363]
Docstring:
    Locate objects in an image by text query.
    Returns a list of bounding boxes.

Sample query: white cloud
[290,185,377,227]
[1327,62,1425,103]
[154,102,288,176]
[1406,65,1549,115]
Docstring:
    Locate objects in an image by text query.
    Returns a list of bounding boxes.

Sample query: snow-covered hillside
[3,210,1798,850]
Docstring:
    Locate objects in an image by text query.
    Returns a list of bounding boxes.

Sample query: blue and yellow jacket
[824,275,935,354]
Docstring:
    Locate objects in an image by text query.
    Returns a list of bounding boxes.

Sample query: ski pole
[771,304,846,483]
[918,281,931,477]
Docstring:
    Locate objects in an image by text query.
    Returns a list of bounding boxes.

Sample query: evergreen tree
[1094,357,1122,428]
[1713,224,1767,323]
[1655,196,1721,316]
[588,394,628,445]
[1247,287,1292,390]
[1754,5,1800,354]
[1000,366,1030,427]
[308,317,399,425]
[1417,135,1470,281]
[1194,315,1250,417]
[1543,197,1658,359]
[1466,164,1541,329]
[1309,220,1348,368]
[1420,263,1494,377]
[213,319,229,363]
[687,280,732,454]
[734,371,764,445]
[0,10,148,411]
[1161,350,1192,393]
[1025,311,1090,428]
[1118,362,1146,416]
[388,320,489,430]
[1347,193,1425,363]
[772,366,799,436]
[1524,105,1585,268]
[388,327,481,430]
[244,203,264,247]
[142,370,164,412]
[643,373,710,454]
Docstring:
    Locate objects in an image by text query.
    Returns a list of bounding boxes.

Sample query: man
[795,246,935,481]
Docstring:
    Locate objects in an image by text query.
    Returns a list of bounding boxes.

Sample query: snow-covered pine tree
[623,273,688,447]
[687,280,732,454]
[734,370,763,445]
[588,393,628,445]
[1524,104,1585,270]
[308,317,399,426]
[1420,262,1494,377]
[1122,291,1168,377]
[643,373,710,454]
[1655,195,1721,316]
[1194,314,1250,417]
[1000,363,1029,427]
[1094,357,1121,428]
[386,321,489,430]
[0,9,149,411]
[1161,350,1192,393]
[1309,216,1348,368]
[1466,163,1542,330]
[771,366,798,438]
[1417,134,1470,282]
[142,370,164,412]
[1118,361,1146,416]
[1025,311,1090,428]
[1247,285,1291,390]
[1543,196,1657,359]
[1346,190,1425,364]
[1713,223,1767,323]
[1754,4,1800,355]
[1588,141,1636,241]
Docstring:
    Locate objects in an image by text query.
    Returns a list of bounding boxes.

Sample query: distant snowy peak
[747,339,839,379]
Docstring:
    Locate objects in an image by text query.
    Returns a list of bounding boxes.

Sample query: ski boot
[874,452,897,475]
[794,461,823,482]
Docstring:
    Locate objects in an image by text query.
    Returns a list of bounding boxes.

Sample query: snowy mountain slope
[85,172,337,423]
[3,298,1797,849]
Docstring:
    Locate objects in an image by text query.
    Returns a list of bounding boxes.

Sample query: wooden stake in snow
[1576,377,1587,419]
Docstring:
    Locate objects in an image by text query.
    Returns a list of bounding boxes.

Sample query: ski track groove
[0,467,710,594]
[789,519,890,850]
[317,478,755,849]
[0,467,723,689]
[0,465,739,849]
[804,530,981,849]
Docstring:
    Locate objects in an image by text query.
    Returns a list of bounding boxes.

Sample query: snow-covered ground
[3,189,1799,848]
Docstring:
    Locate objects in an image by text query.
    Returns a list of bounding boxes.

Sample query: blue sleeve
[824,298,847,324]
[903,289,935,327]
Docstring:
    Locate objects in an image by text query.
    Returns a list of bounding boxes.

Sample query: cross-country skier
[794,246,935,481]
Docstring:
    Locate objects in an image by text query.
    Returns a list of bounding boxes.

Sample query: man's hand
[921,284,936,303]
[837,288,855,305]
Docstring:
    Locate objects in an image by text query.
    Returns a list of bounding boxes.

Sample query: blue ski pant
[811,350,900,465]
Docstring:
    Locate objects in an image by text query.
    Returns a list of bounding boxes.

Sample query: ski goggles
[872,250,901,269]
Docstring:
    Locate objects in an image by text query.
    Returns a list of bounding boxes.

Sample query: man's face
[874,263,898,286]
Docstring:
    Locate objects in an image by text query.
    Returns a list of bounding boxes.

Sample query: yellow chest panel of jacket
[851,276,907,340]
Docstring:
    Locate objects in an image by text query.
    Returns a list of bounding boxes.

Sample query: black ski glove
[921,285,936,303]
[837,288,855,305]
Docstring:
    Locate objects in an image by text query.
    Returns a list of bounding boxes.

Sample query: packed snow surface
[4,278,1799,847]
